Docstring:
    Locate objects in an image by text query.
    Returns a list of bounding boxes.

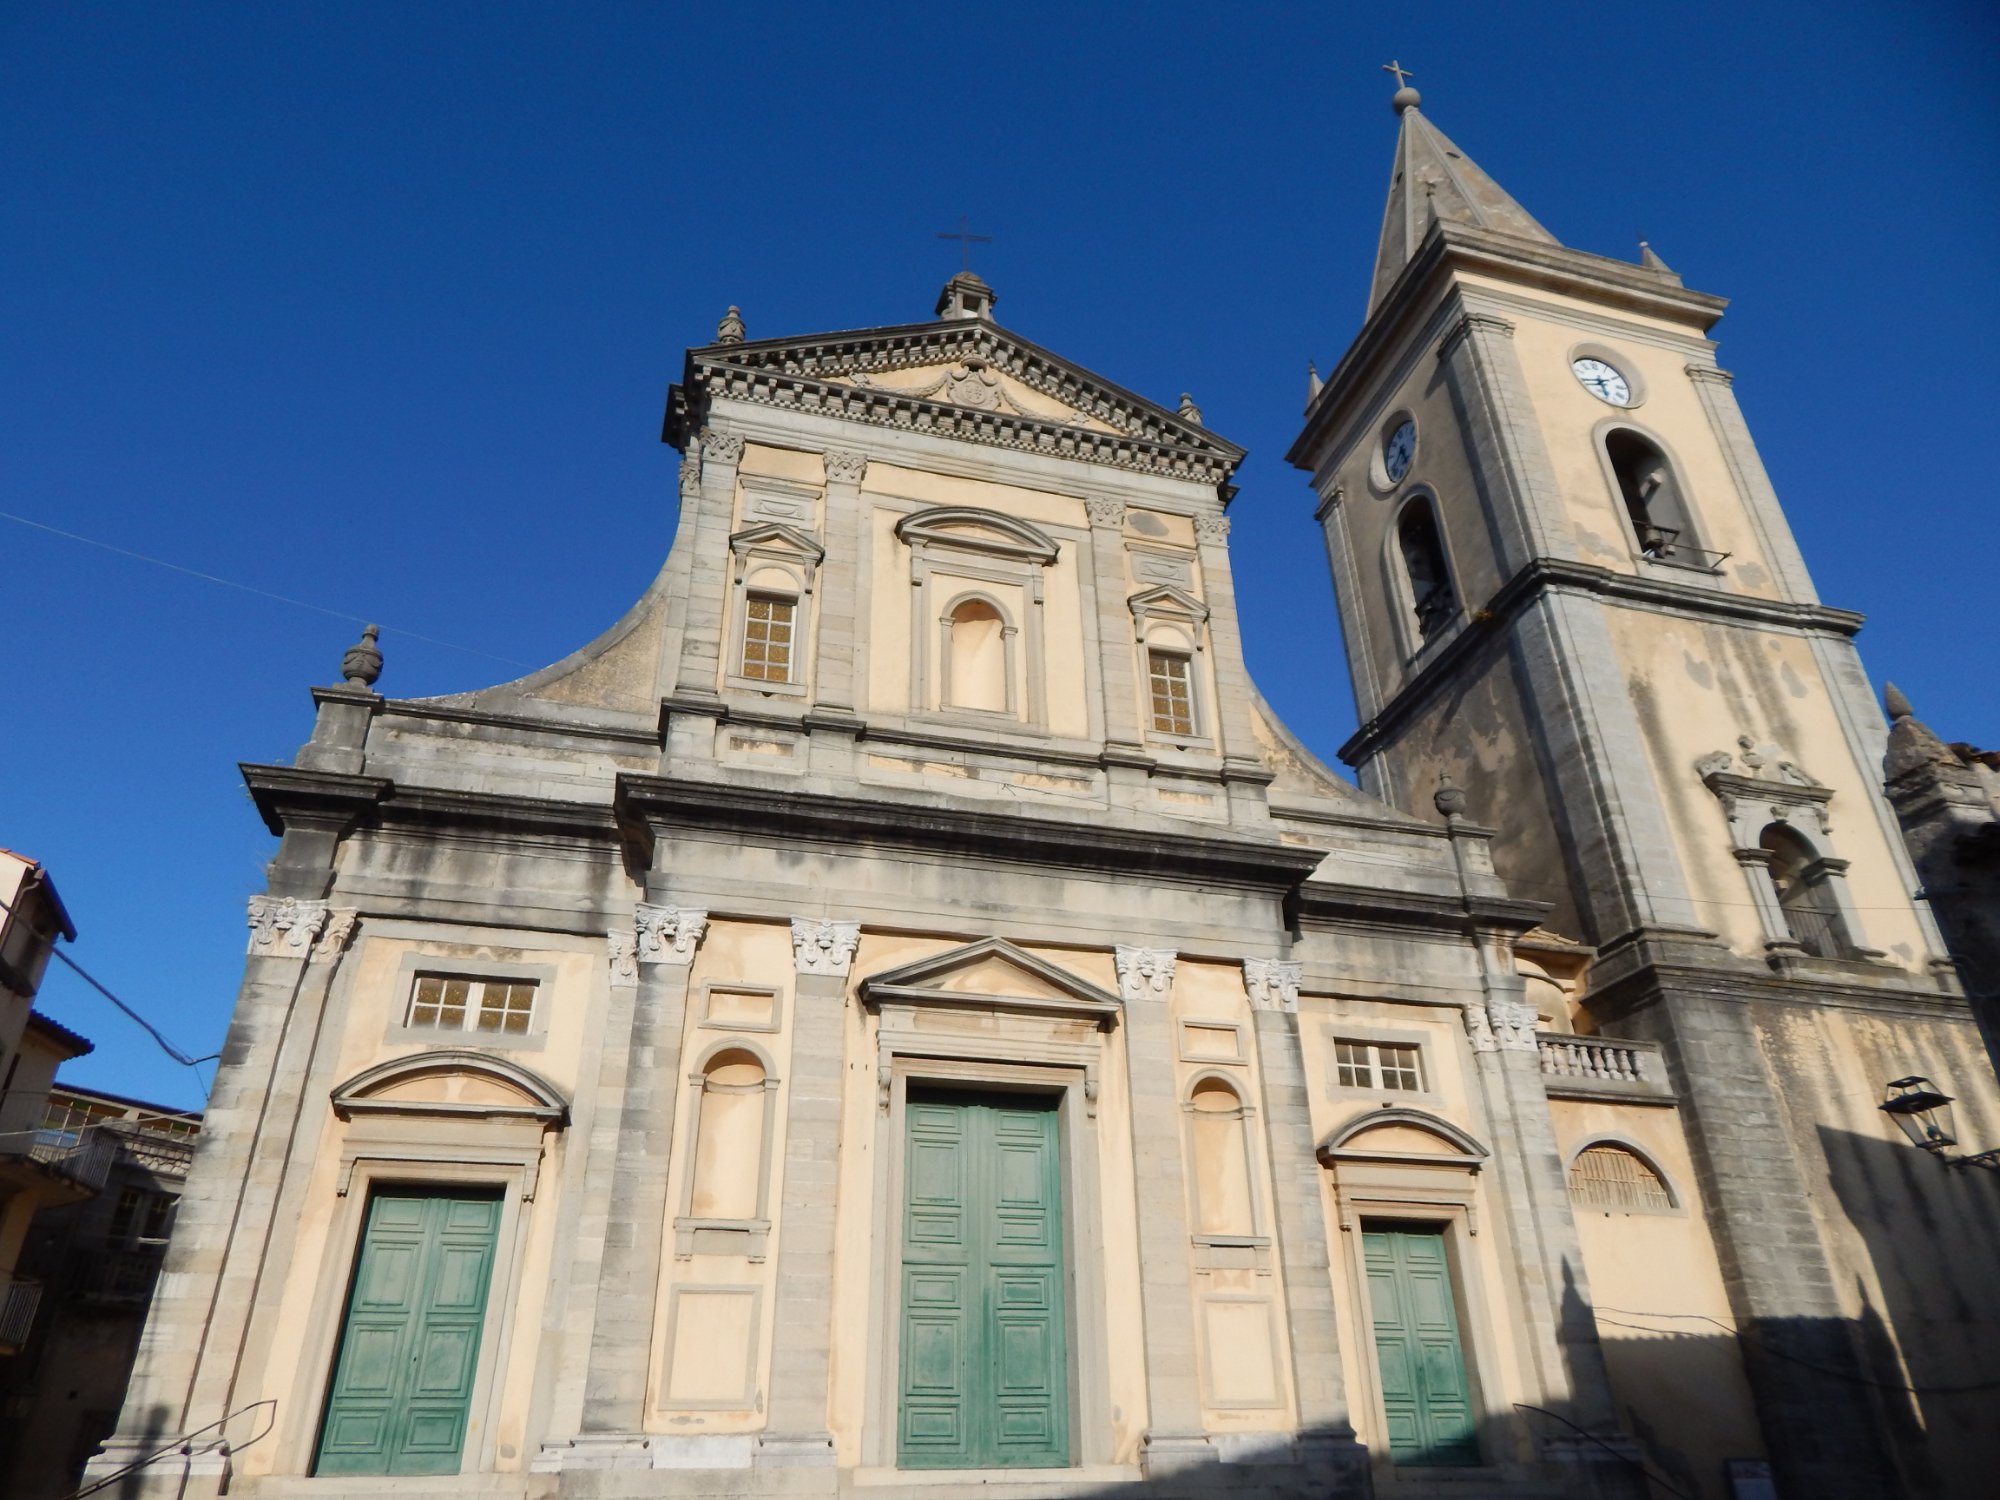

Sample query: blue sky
[5,2,1996,1109]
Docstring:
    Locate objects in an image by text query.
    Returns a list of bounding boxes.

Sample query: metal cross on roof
[936,215,993,272]
[1381,59,1415,89]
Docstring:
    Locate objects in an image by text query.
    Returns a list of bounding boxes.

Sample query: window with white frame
[406,974,538,1036]
[1334,1038,1424,1092]
[1148,649,1197,735]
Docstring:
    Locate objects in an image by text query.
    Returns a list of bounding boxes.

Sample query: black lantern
[1881,1076,1959,1153]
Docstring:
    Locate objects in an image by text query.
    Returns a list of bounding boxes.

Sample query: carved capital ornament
[1114,945,1177,1002]
[792,917,862,977]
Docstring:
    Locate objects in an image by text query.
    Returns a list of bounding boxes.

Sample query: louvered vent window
[1568,1144,1672,1211]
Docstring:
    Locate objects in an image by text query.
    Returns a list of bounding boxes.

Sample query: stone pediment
[896,506,1059,564]
[668,319,1244,488]
[859,937,1121,1025]
[332,1050,568,1125]
[728,521,825,563]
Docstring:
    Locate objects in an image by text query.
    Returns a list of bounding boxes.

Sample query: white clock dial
[1572,357,1633,406]
[1383,420,1416,483]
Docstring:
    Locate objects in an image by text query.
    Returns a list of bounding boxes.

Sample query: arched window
[1605,430,1697,560]
[1760,823,1850,960]
[1568,1142,1674,1211]
[688,1049,770,1222]
[941,596,1013,713]
[1397,500,1456,642]
[1186,1076,1256,1237]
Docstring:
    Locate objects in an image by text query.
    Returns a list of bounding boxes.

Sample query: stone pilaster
[756,918,862,1468]
[1084,499,1152,812]
[1683,364,1818,603]
[671,429,745,699]
[812,450,866,716]
[574,905,704,1437]
[1190,516,1273,824]
[1434,310,1576,576]
[1244,963,1367,1472]
[91,898,341,1493]
[1113,946,1217,1474]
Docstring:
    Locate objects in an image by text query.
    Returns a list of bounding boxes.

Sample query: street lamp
[1880,1077,2000,1170]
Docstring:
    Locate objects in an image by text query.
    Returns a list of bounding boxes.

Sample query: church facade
[91,89,2000,1500]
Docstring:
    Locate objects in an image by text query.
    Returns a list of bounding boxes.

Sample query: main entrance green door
[1363,1226,1479,1466]
[316,1188,503,1476]
[898,1090,1068,1469]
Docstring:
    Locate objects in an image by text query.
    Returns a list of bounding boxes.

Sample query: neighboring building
[1881,687,2000,1069]
[0,850,101,1358]
[88,85,1999,1500]
[0,1086,200,1499]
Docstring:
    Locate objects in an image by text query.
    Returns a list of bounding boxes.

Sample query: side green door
[1363,1227,1479,1466]
[898,1090,1068,1469]
[316,1188,503,1476]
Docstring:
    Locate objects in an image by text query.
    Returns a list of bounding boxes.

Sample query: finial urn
[342,624,383,689]
[1434,772,1467,820]
[716,306,746,345]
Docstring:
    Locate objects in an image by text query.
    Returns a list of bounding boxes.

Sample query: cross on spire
[1381,59,1415,89]
[936,215,993,273]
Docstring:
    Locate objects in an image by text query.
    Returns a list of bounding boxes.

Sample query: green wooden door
[316,1188,502,1476]
[898,1090,1068,1469]
[1363,1226,1479,1466]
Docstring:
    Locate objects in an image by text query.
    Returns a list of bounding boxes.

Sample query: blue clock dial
[1383,420,1416,483]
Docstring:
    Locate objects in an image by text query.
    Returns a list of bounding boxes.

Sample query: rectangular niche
[700,983,782,1034]
[1199,1295,1282,1410]
[1179,1020,1246,1065]
[661,1285,762,1410]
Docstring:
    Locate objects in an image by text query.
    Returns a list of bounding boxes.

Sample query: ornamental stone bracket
[791,918,862,978]
[1463,996,1538,1053]
[1114,946,1177,1003]
[312,908,360,964]
[637,904,708,966]
[246,896,328,959]
[1242,959,1301,1013]
[606,930,638,985]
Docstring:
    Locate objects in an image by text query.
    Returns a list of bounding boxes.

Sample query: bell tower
[1291,78,1978,1500]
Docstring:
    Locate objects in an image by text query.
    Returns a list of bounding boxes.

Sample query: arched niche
[1318,1107,1490,1236]
[896,507,1057,727]
[1184,1072,1259,1239]
[1383,493,1458,654]
[329,1050,569,1201]
[674,1039,781,1261]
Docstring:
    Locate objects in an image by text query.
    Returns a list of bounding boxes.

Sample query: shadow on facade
[1815,1123,2000,1500]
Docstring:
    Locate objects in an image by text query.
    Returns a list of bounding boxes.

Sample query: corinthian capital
[823,450,868,486]
[1242,958,1301,1013]
[246,896,328,959]
[791,917,862,977]
[637,904,708,966]
[1114,945,1176,1002]
[701,431,745,466]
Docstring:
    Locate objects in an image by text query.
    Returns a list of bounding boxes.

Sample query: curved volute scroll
[331,1049,569,1127]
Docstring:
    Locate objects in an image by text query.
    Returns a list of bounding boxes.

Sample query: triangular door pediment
[729,521,825,562]
[859,937,1121,1024]
[673,319,1243,487]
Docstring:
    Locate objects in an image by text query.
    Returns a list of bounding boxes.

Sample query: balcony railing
[1635,524,1732,572]
[103,1123,198,1178]
[1539,1035,1674,1101]
[26,1128,116,1192]
[0,1276,43,1348]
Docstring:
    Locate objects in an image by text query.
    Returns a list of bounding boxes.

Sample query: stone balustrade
[1537,1034,1674,1102]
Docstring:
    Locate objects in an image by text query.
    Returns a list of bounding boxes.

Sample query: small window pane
[408,974,536,1035]
[1149,651,1195,735]
[1569,1144,1673,1210]
[742,594,796,682]
[1378,1043,1423,1092]
[107,1187,143,1244]
[1335,1040,1371,1089]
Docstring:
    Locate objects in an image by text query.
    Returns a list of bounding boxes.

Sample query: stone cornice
[615,773,1323,893]
[1292,222,1729,470]
[666,317,1244,490]
[1291,879,1548,937]
[1339,560,1867,767]
[241,764,622,845]
[241,763,392,838]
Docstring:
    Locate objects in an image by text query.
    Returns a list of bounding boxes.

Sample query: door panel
[1362,1227,1479,1467]
[316,1188,502,1476]
[899,1091,1067,1469]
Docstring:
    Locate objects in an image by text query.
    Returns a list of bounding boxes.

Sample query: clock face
[1572,357,1633,406]
[1383,420,1416,483]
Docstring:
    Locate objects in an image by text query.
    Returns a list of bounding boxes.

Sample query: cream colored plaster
[1126,510,1196,547]
[1549,1100,1761,1499]
[861,464,1086,530]
[243,927,595,1475]
[1452,273,1703,339]
[1605,607,1932,968]
[737,442,826,483]
[646,918,795,1432]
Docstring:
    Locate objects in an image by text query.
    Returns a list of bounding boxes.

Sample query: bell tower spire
[1369,70,1557,313]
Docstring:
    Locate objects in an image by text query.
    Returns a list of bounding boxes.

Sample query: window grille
[1334,1039,1425,1092]
[1148,651,1196,735]
[1568,1144,1673,1210]
[741,594,796,681]
[407,975,538,1036]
